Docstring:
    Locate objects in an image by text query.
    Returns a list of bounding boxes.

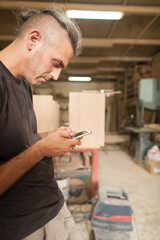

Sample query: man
[0,8,83,240]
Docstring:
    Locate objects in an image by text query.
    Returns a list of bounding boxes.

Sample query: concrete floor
[75,146,160,240]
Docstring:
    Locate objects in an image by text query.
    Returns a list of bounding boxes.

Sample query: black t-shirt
[0,61,64,240]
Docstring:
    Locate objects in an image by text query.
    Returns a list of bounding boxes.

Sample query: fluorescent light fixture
[67,10,123,20]
[68,76,91,82]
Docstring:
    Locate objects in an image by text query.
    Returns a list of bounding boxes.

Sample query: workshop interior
[0,1,160,240]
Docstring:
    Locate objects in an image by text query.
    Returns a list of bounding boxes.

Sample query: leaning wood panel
[69,92,105,149]
[33,95,59,133]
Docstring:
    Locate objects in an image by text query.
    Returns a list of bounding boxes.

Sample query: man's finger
[70,138,82,146]
[60,130,71,138]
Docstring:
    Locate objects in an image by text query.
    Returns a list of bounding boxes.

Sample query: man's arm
[39,131,50,139]
[0,127,81,196]
[0,140,45,196]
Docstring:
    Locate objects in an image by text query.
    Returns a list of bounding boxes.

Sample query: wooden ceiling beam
[93,75,117,79]
[1,34,159,47]
[61,74,118,80]
[83,38,160,47]
[65,67,125,74]
[71,56,152,64]
[0,2,160,15]
[0,34,15,41]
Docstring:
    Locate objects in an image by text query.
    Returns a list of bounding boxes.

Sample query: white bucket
[57,178,69,201]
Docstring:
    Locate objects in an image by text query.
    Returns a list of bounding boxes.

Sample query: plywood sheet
[33,95,59,133]
[69,92,105,149]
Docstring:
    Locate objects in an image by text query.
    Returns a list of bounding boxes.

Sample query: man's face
[24,35,73,86]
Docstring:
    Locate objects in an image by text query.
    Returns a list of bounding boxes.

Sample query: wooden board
[105,133,130,144]
[33,95,59,133]
[69,92,105,149]
[147,124,160,130]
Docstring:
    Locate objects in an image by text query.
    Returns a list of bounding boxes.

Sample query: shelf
[117,63,152,128]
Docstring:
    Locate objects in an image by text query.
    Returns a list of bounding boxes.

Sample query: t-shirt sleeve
[0,71,5,113]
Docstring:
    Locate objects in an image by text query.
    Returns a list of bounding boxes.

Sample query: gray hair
[16,7,82,56]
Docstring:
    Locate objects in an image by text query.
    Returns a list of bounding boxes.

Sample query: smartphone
[72,129,92,139]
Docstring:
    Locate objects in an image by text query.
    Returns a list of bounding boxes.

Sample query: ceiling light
[67,10,123,20]
[68,76,91,82]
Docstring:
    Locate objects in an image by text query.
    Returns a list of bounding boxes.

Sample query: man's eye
[52,59,64,69]
[54,62,59,68]
[52,61,59,68]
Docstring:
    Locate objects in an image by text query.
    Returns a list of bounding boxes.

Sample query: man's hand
[40,126,82,156]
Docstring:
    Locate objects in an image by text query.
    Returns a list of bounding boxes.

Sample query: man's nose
[50,68,62,80]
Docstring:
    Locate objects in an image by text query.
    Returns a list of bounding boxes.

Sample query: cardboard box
[144,157,160,175]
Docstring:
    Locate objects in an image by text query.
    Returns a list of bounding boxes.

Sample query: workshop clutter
[69,178,85,198]
[57,178,69,201]
[54,152,91,173]
[57,177,90,203]
[145,145,160,174]
[147,145,160,162]
[57,177,85,200]
[54,152,92,202]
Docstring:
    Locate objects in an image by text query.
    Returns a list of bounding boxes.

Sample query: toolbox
[91,187,133,240]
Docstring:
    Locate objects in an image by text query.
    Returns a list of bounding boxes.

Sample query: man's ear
[27,30,41,50]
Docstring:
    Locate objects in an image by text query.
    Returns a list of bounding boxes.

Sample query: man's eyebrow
[53,58,64,68]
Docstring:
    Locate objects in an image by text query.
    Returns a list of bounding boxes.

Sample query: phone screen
[74,131,86,138]
[72,130,92,139]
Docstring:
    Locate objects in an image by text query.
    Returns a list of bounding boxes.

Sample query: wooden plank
[105,133,130,144]
[69,92,105,149]
[33,95,59,133]
[0,2,160,14]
